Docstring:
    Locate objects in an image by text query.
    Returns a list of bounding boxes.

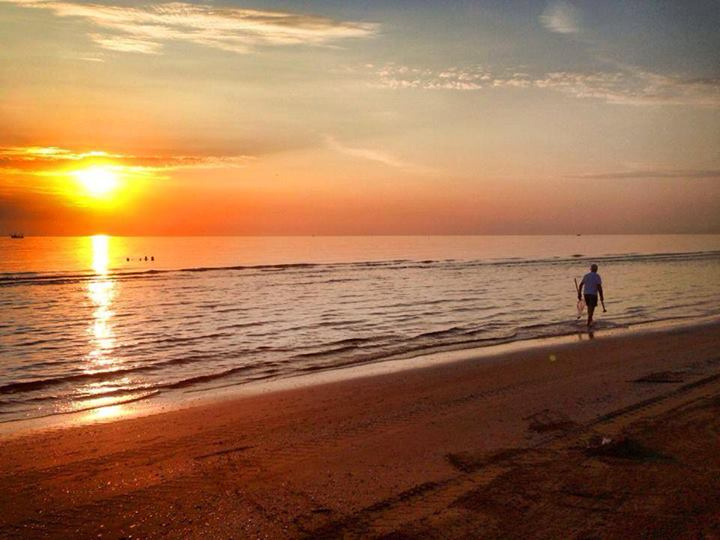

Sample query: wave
[1,311,716,420]
[0,346,255,395]
[0,391,161,424]
[2,249,718,288]
[292,345,360,359]
[0,365,157,394]
[0,323,515,399]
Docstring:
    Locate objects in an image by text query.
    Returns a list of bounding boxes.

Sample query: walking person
[577,264,605,327]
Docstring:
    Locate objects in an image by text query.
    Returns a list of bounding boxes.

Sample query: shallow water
[1,235,719,423]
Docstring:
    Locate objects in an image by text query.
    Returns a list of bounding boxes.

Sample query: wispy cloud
[570,169,720,180]
[87,33,162,55]
[539,0,581,34]
[371,64,529,91]
[3,1,378,55]
[324,136,430,173]
[535,69,720,107]
[0,146,254,175]
[368,63,720,108]
[372,65,487,91]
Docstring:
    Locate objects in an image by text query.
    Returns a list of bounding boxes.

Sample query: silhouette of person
[577,263,605,328]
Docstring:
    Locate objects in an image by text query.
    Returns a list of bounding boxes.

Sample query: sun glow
[74,166,119,198]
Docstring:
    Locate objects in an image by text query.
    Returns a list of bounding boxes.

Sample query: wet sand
[1,322,720,539]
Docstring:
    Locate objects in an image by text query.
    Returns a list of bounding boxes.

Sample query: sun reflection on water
[69,236,145,424]
[91,234,110,274]
[85,235,116,370]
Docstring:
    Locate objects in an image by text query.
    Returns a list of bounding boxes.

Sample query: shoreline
[1,321,720,537]
[3,314,719,436]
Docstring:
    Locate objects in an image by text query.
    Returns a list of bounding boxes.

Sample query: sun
[74,167,119,198]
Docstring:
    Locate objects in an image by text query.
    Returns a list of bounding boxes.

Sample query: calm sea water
[1,235,719,424]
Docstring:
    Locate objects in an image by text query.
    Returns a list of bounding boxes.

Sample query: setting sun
[74,167,119,198]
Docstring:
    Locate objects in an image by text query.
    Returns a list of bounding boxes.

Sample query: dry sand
[1,322,720,539]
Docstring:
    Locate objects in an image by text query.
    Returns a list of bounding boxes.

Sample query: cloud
[368,63,720,108]
[534,69,720,107]
[0,146,254,175]
[372,65,487,91]
[87,33,163,55]
[539,0,581,34]
[371,64,526,91]
[3,0,378,55]
[324,136,430,173]
[571,169,720,180]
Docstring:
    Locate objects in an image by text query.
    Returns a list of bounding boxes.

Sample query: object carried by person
[574,278,586,319]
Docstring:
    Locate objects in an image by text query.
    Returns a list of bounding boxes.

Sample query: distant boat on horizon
[9,233,24,239]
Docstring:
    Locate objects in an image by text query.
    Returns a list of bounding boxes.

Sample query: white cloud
[368,63,720,109]
[539,0,581,34]
[372,65,493,91]
[88,33,163,55]
[535,69,720,107]
[3,0,378,54]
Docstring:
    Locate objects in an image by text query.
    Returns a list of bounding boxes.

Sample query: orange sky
[1,0,719,235]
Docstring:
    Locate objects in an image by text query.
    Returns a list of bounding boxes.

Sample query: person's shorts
[584,294,598,308]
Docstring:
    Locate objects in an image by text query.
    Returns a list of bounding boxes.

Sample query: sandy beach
[2,322,720,539]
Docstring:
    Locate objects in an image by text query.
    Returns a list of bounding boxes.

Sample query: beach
[2,321,720,539]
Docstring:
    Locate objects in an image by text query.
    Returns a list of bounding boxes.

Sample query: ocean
[1,235,719,425]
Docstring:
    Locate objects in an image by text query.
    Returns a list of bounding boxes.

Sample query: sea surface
[1,235,719,424]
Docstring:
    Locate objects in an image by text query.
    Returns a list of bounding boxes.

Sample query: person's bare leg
[587,305,595,327]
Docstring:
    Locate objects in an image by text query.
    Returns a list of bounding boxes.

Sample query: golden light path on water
[78,235,129,422]
[87,238,115,369]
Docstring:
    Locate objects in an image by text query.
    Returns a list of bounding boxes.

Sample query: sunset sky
[1,0,719,235]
